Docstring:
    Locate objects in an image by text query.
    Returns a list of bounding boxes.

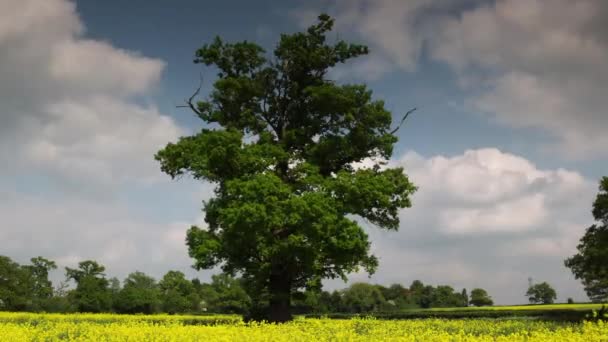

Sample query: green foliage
[159,271,200,314]
[195,274,251,314]
[527,282,557,304]
[115,272,161,314]
[461,288,469,307]
[340,283,386,313]
[156,13,415,322]
[565,177,608,302]
[0,256,31,311]
[65,260,112,313]
[469,288,493,307]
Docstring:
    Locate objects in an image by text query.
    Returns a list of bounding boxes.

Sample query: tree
[432,285,465,308]
[208,274,250,314]
[461,288,469,307]
[565,177,608,302]
[155,14,416,322]
[0,256,31,311]
[22,256,57,310]
[65,260,111,312]
[115,271,160,314]
[526,281,557,304]
[159,271,200,314]
[469,288,493,307]
[341,282,385,313]
[24,257,57,300]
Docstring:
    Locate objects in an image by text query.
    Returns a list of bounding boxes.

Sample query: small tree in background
[461,288,469,307]
[469,288,493,307]
[115,271,161,314]
[526,281,557,304]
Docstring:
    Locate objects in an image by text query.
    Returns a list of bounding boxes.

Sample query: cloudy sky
[1,0,606,304]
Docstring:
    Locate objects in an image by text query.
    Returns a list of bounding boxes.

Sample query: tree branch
[389,107,417,135]
[177,73,204,116]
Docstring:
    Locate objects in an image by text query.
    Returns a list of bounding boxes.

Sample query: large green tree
[565,177,608,302]
[156,14,416,322]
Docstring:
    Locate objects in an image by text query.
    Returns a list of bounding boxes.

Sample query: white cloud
[429,0,608,158]
[291,0,451,80]
[0,189,202,282]
[296,0,608,158]
[330,148,596,304]
[0,0,183,189]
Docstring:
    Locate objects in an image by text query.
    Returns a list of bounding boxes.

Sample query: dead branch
[389,107,417,135]
[177,73,204,116]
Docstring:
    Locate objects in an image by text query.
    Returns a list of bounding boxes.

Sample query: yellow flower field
[1,312,608,341]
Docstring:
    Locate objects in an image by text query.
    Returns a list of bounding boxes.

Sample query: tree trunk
[268,267,292,323]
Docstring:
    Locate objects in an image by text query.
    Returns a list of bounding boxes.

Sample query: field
[1,311,608,341]
[423,303,606,311]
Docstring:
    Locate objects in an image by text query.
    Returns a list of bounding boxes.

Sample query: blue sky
[1,0,607,304]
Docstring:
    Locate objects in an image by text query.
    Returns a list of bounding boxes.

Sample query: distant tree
[315,291,334,313]
[0,256,31,311]
[469,288,493,307]
[65,260,111,312]
[408,280,425,307]
[159,271,200,314]
[379,284,412,310]
[526,282,557,304]
[21,256,57,311]
[329,290,343,312]
[23,257,57,303]
[565,177,608,302]
[115,271,160,314]
[432,285,464,308]
[461,288,469,307]
[419,285,435,308]
[205,274,251,314]
[341,283,385,313]
[567,297,574,304]
[108,277,121,309]
[44,280,75,313]
[155,13,416,322]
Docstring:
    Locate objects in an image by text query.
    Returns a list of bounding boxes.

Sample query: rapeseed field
[1,312,607,341]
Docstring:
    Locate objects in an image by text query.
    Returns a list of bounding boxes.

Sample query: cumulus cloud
[328,148,596,304]
[295,0,608,158]
[431,0,608,158]
[0,189,202,283]
[0,0,201,281]
[0,0,183,188]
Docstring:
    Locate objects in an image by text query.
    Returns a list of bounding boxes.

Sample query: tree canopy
[469,288,493,307]
[565,177,608,302]
[155,14,416,322]
[65,260,112,313]
[526,281,557,304]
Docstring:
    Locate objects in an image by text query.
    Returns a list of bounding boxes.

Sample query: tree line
[0,256,498,315]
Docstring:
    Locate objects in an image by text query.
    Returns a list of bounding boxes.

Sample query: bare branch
[389,107,417,135]
[177,73,204,116]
